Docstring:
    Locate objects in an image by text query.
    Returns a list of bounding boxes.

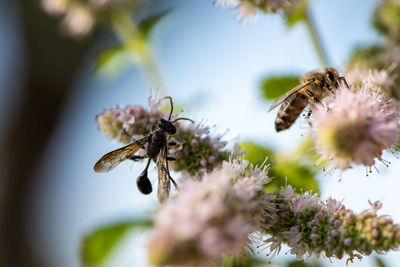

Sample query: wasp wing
[156,144,171,203]
[94,136,149,173]
[267,81,313,112]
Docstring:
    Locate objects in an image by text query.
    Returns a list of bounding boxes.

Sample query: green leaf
[95,46,123,71]
[220,255,266,267]
[286,5,307,28]
[287,259,322,267]
[94,45,137,76]
[261,76,299,100]
[139,8,172,39]
[81,218,153,267]
[374,256,387,267]
[240,141,319,193]
[347,45,386,70]
[273,156,319,193]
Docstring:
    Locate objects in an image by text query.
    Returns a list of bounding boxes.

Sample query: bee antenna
[339,77,349,89]
[172,117,194,124]
[161,96,174,120]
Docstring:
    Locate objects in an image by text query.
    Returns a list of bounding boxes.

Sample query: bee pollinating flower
[310,86,400,171]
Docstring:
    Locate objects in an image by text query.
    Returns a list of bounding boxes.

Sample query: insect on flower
[267,67,349,132]
[94,96,194,203]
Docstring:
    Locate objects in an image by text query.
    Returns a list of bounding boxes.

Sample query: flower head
[41,0,140,37]
[259,186,400,261]
[310,87,399,170]
[96,96,166,144]
[170,123,230,176]
[345,67,394,96]
[96,96,232,177]
[215,0,307,20]
[147,159,270,266]
[347,45,400,100]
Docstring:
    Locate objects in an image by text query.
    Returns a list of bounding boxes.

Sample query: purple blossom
[96,96,233,180]
[310,87,400,170]
[41,0,137,37]
[345,67,394,95]
[170,122,232,176]
[147,159,270,266]
[259,186,400,261]
[215,0,307,19]
[96,96,166,144]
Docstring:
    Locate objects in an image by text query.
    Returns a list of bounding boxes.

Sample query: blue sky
[3,0,400,266]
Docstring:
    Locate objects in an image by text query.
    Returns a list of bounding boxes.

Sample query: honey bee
[267,67,348,132]
[94,96,193,203]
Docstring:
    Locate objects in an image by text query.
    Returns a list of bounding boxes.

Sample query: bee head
[157,119,176,135]
[325,67,341,88]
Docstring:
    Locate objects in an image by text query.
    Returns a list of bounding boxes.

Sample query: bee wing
[267,81,313,112]
[156,144,171,203]
[94,137,148,173]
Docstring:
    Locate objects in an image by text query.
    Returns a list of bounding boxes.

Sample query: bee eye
[326,71,334,81]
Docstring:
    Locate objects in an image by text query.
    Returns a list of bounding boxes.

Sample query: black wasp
[94,97,193,203]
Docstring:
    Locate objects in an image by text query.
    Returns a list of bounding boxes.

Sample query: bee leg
[167,156,176,161]
[130,155,146,161]
[305,109,312,119]
[306,89,327,110]
[339,76,350,89]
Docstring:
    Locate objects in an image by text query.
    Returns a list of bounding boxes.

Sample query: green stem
[109,11,167,93]
[304,8,330,67]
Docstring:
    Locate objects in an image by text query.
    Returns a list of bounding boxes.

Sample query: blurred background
[1,0,400,266]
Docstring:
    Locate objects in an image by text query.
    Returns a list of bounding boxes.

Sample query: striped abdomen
[275,93,308,132]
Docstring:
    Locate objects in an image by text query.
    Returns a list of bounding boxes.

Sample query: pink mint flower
[215,0,306,19]
[41,0,137,37]
[310,87,399,170]
[147,159,270,266]
[170,123,231,176]
[345,67,394,97]
[96,97,233,177]
[259,186,400,261]
[96,96,166,144]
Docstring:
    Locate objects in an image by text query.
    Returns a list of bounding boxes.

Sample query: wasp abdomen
[275,93,308,132]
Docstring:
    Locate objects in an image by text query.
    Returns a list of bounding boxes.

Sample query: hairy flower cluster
[345,67,394,97]
[215,0,306,19]
[96,97,165,144]
[147,159,270,266]
[347,45,400,100]
[310,87,399,170]
[96,96,230,176]
[41,0,137,37]
[259,186,400,261]
[170,123,230,176]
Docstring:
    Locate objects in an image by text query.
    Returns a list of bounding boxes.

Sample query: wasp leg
[169,174,179,191]
[130,155,146,161]
[167,156,176,161]
[123,128,135,141]
[168,140,177,146]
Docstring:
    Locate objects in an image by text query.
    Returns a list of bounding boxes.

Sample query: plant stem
[110,11,167,93]
[304,8,330,67]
